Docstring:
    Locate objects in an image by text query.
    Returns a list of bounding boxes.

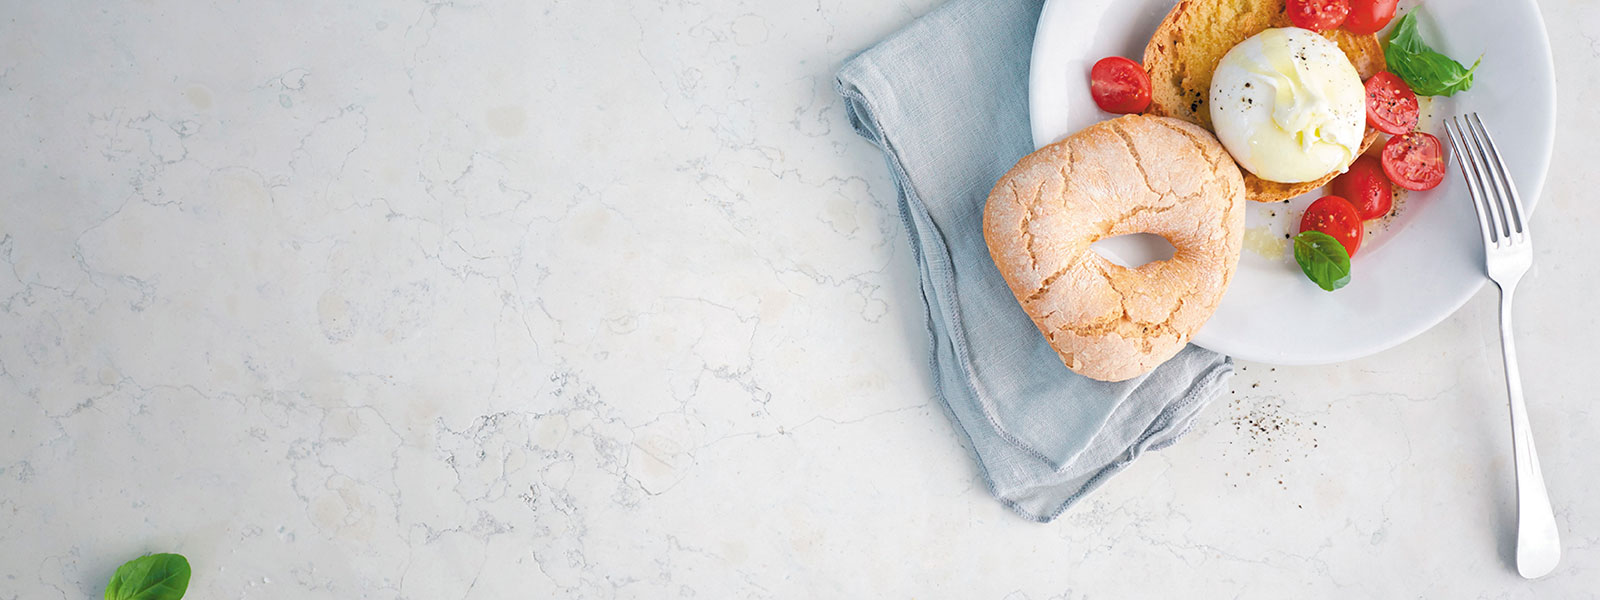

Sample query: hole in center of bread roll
[1090,233,1177,268]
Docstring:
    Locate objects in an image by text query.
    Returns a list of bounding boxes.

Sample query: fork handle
[1499,286,1561,578]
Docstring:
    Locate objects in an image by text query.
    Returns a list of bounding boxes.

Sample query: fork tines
[1444,113,1530,248]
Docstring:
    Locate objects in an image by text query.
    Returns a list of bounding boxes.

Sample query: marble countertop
[4,0,1599,597]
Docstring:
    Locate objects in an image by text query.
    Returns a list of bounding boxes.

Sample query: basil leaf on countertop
[1384,10,1481,97]
[105,553,190,600]
[1293,231,1352,292]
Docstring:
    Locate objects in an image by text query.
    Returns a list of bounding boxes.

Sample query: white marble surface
[3,0,1599,597]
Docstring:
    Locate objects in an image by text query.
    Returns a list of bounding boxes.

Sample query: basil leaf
[105,553,190,600]
[1293,231,1352,292]
[1384,10,1481,96]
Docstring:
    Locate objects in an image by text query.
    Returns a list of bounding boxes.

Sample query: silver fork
[1444,113,1560,579]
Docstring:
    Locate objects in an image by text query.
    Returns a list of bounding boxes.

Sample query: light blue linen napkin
[835,0,1234,522]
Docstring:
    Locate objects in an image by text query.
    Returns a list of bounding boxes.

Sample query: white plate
[1029,0,1556,364]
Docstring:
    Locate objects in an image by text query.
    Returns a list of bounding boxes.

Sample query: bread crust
[1142,0,1385,202]
[983,115,1246,382]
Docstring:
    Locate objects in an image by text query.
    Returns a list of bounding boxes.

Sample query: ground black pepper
[1222,393,1330,496]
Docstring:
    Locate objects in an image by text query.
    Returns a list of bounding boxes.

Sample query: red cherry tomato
[1089,56,1152,114]
[1332,156,1394,220]
[1287,0,1350,32]
[1344,0,1399,35]
[1301,196,1364,257]
[1382,131,1446,191]
[1364,71,1419,135]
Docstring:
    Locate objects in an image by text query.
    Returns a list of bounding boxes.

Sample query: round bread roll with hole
[983,115,1245,382]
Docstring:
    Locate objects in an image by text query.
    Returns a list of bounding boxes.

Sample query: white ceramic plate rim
[1027,0,1557,365]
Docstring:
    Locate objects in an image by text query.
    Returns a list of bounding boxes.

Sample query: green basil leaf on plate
[1294,231,1352,292]
[1384,10,1481,97]
[105,553,190,600]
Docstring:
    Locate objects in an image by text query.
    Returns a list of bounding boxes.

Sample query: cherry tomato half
[1287,0,1350,32]
[1301,196,1364,257]
[1382,131,1446,191]
[1343,0,1399,35]
[1365,71,1419,135]
[1332,156,1394,220]
[1090,56,1152,114]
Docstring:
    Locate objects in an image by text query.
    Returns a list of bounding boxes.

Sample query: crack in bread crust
[1109,120,1160,198]
[1097,203,1177,237]
[1023,265,1070,306]
[1155,117,1223,167]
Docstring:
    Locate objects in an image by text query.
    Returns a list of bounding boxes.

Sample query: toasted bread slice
[1143,0,1385,202]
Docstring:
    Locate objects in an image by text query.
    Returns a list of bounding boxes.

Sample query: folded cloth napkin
[835,0,1234,522]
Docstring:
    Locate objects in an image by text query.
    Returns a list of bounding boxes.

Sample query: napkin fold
[835,0,1234,521]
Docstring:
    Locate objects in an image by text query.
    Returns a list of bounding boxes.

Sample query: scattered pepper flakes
[1223,396,1323,504]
